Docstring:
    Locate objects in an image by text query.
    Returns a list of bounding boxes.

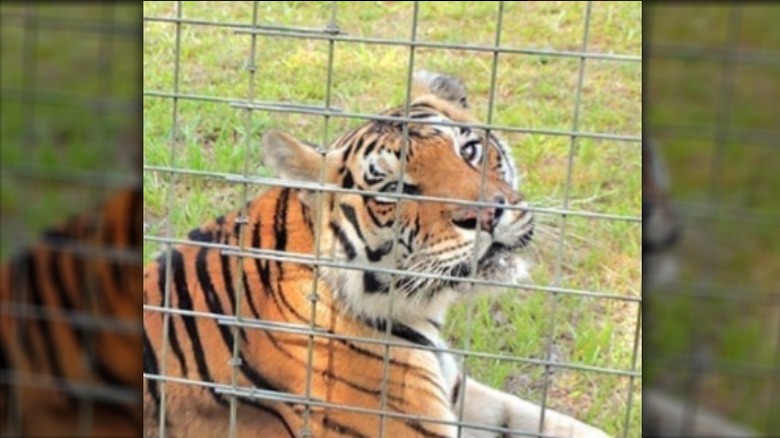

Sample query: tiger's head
[262,72,533,324]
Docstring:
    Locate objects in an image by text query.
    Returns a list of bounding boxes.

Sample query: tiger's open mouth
[443,230,534,292]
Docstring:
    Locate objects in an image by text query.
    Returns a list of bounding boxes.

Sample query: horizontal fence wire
[142,372,571,438]
[645,3,780,435]
[142,90,641,143]
[143,164,642,223]
[1,4,140,436]
[143,234,640,301]
[140,303,640,378]
[143,2,641,437]
[143,15,642,63]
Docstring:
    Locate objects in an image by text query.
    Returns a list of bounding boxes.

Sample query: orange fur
[143,72,611,438]
[1,187,142,437]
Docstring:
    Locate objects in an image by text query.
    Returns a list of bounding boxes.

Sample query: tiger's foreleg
[455,377,612,438]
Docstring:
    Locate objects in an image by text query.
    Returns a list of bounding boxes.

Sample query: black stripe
[362,318,436,348]
[259,327,406,404]
[0,340,16,423]
[362,139,378,156]
[105,219,127,307]
[196,248,237,353]
[406,419,451,438]
[219,253,247,342]
[323,415,370,438]
[273,188,290,276]
[196,248,284,395]
[170,250,222,405]
[9,256,38,367]
[365,241,393,262]
[48,247,85,348]
[233,217,242,239]
[188,227,215,242]
[364,272,389,294]
[450,374,461,405]
[301,202,314,232]
[143,331,161,414]
[238,359,286,395]
[396,237,413,254]
[339,203,364,240]
[242,271,261,319]
[330,222,357,260]
[156,256,188,375]
[343,135,361,163]
[155,265,295,438]
[365,202,385,227]
[342,170,355,189]
[239,399,297,436]
[26,253,66,383]
[129,187,142,248]
[252,219,273,293]
[260,275,441,394]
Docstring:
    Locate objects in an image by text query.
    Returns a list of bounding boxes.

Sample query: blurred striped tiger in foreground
[143,72,612,438]
[1,187,142,437]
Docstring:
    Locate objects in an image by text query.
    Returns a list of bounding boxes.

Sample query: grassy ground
[646,5,780,433]
[143,2,641,436]
[0,3,138,259]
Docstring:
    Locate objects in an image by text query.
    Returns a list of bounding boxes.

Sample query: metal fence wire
[645,3,780,437]
[0,3,141,437]
[143,2,641,438]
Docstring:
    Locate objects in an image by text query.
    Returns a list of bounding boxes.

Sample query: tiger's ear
[261,129,325,182]
[412,70,469,109]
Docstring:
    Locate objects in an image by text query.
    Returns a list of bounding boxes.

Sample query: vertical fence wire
[1,3,140,436]
[141,1,642,437]
[455,2,506,437]
[539,2,593,433]
[225,2,262,437]
[300,2,340,436]
[378,4,420,436]
[679,8,742,434]
[156,2,184,437]
[646,3,780,435]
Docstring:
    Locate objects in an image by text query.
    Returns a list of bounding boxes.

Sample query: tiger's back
[1,187,143,437]
[143,71,613,438]
[143,185,456,437]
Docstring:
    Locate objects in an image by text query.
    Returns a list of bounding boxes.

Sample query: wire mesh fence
[1,3,141,437]
[142,1,640,437]
[644,3,780,436]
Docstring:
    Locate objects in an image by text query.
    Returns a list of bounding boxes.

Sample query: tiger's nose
[452,196,505,232]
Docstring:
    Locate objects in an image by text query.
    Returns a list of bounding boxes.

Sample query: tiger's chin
[451,245,531,294]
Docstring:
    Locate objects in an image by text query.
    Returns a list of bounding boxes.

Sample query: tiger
[1,186,143,437]
[142,71,612,438]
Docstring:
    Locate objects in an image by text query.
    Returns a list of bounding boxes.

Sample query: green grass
[0,3,139,259]
[645,4,780,433]
[143,2,641,436]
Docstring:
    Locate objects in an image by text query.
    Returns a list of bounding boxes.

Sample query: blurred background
[1,3,141,436]
[1,3,139,257]
[644,3,779,436]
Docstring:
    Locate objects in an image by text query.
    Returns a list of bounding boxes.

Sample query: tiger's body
[1,186,143,437]
[143,72,611,438]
